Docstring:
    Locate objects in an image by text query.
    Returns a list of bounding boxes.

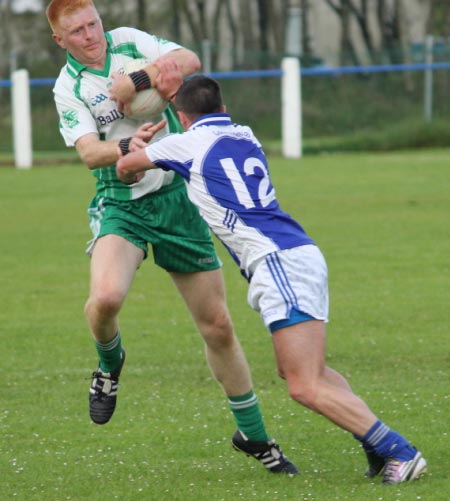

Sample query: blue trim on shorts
[269,308,315,333]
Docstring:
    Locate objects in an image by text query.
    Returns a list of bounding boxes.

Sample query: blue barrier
[207,69,282,79]
[1,61,450,87]
[301,61,450,75]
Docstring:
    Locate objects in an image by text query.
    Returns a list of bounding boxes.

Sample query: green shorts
[87,178,220,273]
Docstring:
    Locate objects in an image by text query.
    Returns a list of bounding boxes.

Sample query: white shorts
[247,245,329,330]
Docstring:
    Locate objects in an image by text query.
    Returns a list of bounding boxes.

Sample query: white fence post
[424,35,433,123]
[202,39,212,74]
[281,57,302,158]
[12,69,33,169]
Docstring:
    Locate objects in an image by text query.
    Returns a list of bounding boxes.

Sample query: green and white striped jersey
[53,27,184,200]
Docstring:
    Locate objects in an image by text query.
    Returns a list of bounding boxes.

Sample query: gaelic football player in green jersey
[46,0,298,474]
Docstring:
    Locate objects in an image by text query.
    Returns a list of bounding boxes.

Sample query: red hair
[46,0,96,31]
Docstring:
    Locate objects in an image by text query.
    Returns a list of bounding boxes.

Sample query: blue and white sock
[357,420,416,461]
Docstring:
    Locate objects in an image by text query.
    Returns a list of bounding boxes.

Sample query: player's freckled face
[53,6,107,69]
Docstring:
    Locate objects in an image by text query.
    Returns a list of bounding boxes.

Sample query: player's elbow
[75,134,107,170]
[190,52,201,74]
[78,145,110,170]
[181,49,201,75]
[80,151,99,170]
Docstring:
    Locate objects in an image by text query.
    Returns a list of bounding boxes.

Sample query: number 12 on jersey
[219,156,275,209]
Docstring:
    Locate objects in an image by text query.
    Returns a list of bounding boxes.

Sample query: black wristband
[119,137,132,155]
[129,69,152,92]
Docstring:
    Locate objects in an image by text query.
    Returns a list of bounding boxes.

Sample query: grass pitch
[0,150,449,500]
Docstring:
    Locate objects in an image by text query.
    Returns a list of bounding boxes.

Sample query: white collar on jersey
[189,113,232,130]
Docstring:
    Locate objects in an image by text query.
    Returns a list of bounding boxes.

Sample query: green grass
[0,150,449,500]
[303,119,450,154]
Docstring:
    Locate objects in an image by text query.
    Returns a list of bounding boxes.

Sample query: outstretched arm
[76,119,167,169]
[116,147,155,184]
[116,119,167,182]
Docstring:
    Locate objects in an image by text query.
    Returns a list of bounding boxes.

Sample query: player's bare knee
[85,292,123,319]
[200,310,234,348]
[287,382,320,411]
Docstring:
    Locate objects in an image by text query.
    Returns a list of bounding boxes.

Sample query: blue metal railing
[1,61,450,87]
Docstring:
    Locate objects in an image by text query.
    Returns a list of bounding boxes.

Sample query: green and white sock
[95,332,122,373]
[228,390,270,442]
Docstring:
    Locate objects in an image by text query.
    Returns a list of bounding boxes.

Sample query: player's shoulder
[232,121,253,133]
[53,64,74,93]
[107,26,156,44]
[220,122,258,142]
[235,123,260,144]
[156,131,185,148]
[108,26,137,38]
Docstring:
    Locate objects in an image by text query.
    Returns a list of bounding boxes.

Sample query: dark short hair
[174,75,223,118]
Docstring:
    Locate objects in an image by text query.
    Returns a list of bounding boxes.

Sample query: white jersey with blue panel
[144,113,315,279]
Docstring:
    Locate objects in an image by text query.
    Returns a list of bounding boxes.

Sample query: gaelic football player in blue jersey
[117,75,427,485]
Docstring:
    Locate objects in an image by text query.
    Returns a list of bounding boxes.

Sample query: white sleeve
[144,133,195,178]
[112,27,183,62]
[145,133,190,162]
[53,78,98,147]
